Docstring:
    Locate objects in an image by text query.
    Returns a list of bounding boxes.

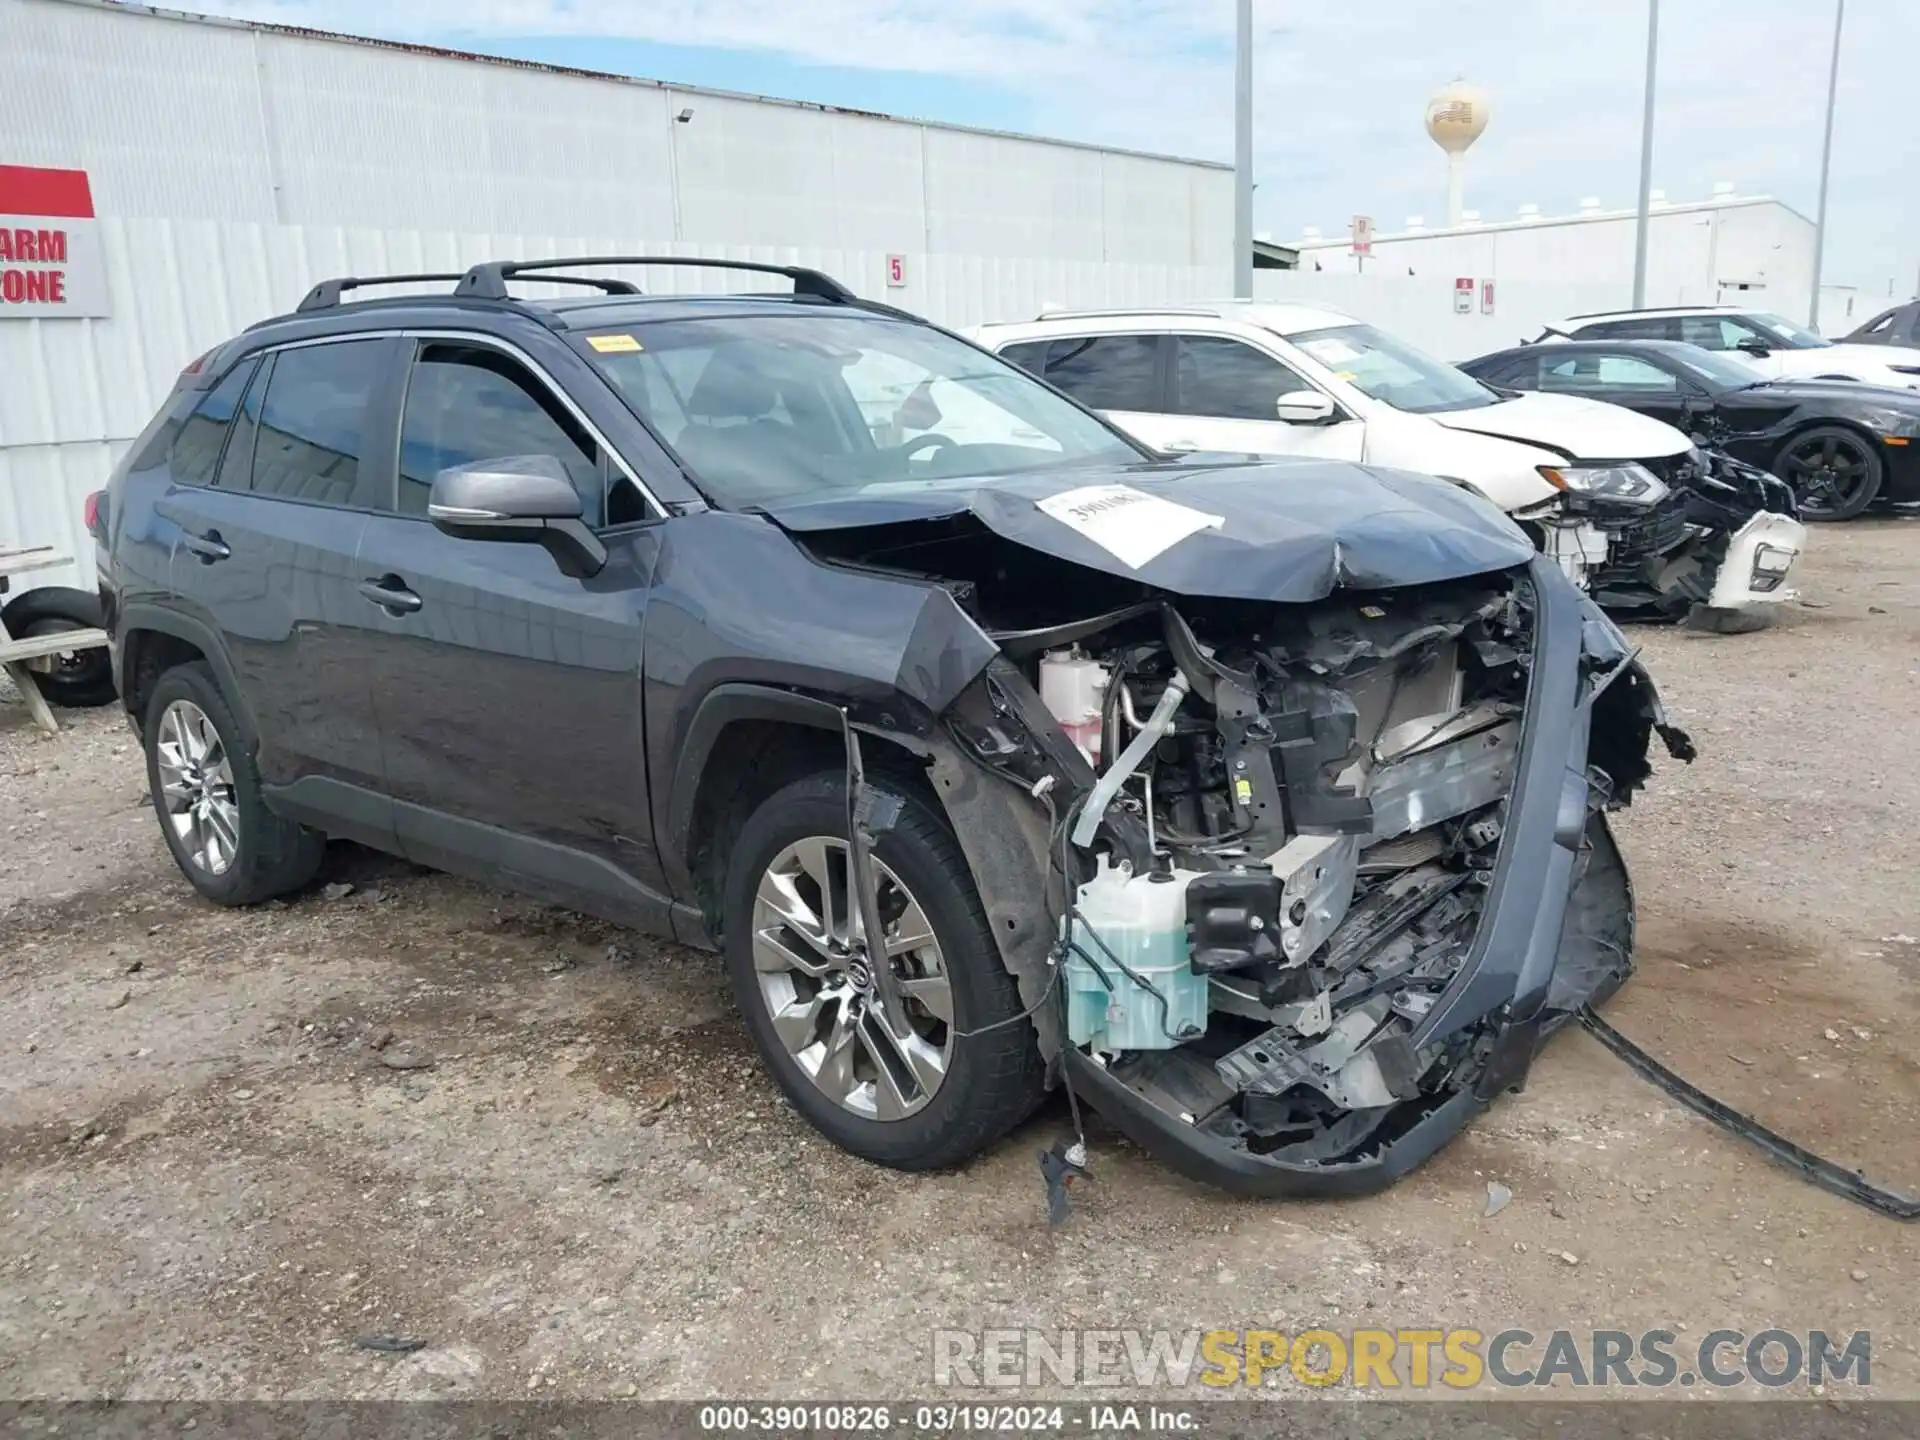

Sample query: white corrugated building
[0,0,1233,588]
[1293,190,1817,321]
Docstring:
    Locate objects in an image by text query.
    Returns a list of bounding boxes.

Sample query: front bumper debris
[1707,510,1806,609]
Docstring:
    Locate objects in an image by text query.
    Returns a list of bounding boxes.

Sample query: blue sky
[187,1,1917,297]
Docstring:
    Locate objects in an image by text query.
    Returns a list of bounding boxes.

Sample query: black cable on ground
[1579,1006,1919,1222]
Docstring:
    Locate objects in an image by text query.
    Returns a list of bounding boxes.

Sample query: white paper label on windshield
[1036,484,1224,569]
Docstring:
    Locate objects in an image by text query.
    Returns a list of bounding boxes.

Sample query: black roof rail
[295,272,468,313]
[295,269,642,315]
[455,256,858,304]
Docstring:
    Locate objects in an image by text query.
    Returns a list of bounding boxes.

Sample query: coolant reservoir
[1038,648,1108,764]
[1063,856,1209,1053]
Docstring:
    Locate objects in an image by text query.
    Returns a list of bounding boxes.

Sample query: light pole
[1233,0,1254,299]
[1629,0,1659,309]
[1809,0,1846,328]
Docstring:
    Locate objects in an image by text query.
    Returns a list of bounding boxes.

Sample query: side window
[1540,354,1601,391]
[1679,315,1762,351]
[1041,334,1160,411]
[1484,354,1542,387]
[1591,354,1679,391]
[1173,336,1319,421]
[1859,309,1897,337]
[997,340,1051,377]
[398,344,604,525]
[1587,317,1678,341]
[168,359,256,487]
[249,340,386,506]
[217,358,267,490]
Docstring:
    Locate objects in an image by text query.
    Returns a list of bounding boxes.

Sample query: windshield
[577,312,1142,508]
[1289,323,1501,413]
[1747,312,1832,349]
[1670,346,1770,390]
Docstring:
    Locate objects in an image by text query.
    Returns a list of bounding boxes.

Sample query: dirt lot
[2,522,1917,1404]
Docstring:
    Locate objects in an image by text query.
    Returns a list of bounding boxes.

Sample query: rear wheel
[721,770,1045,1171]
[1775,426,1882,520]
[1,588,116,708]
[143,662,325,905]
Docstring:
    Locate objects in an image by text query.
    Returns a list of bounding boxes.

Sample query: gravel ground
[1,521,1916,1404]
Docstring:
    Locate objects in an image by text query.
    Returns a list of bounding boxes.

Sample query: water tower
[1426,80,1490,227]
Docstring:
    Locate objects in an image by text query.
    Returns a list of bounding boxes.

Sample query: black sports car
[1461,339,1920,520]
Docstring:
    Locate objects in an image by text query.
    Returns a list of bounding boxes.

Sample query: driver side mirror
[428,455,607,578]
[1275,390,1338,425]
[1735,337,1772,358]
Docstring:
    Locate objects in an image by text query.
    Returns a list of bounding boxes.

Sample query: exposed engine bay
[779,460,1694,1194]
[1013,582,1597,1171]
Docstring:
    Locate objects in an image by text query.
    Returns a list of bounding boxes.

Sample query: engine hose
[1070,674,1188,850]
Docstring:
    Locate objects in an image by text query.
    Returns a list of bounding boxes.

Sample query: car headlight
[1536,462,1670,506]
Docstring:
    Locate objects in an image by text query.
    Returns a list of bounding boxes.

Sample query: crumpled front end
[1005,556,1689,1197]
[782,463,1692,1197]
[1585,448,1804,622]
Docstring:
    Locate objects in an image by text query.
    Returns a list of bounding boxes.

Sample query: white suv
[972,302,1803,625]
[1551,306,1920,388]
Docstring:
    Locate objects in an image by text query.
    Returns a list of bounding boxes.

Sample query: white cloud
[178,0,1920,290]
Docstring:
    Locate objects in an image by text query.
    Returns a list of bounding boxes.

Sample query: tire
[143,661,325,906]
[721,769,1046,1171]
[1773,425,1883,521]
[1,587,116,708]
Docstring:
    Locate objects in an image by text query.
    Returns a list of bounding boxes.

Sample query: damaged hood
[1428,390,1692,462]
[759,457,1538,602]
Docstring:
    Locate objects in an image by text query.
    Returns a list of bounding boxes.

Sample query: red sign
[1351,215,1374,256]
[1481,278,1496,315]
[0,165,109,318]
[1454,277,1474,314]
[886,253,907,288]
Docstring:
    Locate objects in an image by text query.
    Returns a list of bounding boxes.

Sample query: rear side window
[997,340,1051,377]
[218,360,266,490]
[249,340,385,506]
[1172,336,1317,420]
[168,360,256,487]
[398,344,604,525]
[1041,334,1160,411]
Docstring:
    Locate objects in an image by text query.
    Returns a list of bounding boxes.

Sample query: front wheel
[1774,426,1882,520]
[721,770,1045,1171]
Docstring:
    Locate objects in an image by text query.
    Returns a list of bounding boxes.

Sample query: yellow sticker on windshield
[587,333,643,353]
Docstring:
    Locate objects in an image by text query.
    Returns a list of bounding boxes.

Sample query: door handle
[358,575,423,615]
[181,529,230,563]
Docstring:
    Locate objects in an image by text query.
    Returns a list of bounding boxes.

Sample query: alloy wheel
[750,836,955,1120]
[1784,433,1873,516]
[154,699,242,876]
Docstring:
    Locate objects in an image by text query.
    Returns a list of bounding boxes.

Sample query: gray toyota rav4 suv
[93,258,1691,1196]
